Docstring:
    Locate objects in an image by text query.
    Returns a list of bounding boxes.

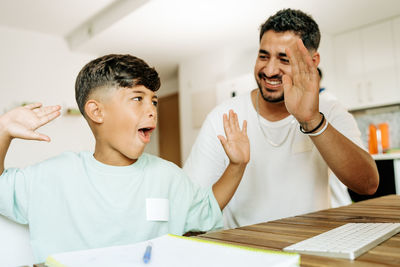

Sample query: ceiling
[1,0,400,80]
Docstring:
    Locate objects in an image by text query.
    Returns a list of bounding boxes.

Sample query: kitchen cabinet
[333,30,364,109]
[393,17,400,96]
[333,20,399,110]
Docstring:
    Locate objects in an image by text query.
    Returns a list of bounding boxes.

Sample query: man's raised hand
[282,38,321,128]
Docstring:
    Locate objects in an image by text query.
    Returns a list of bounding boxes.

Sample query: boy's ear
[85,100,104,124]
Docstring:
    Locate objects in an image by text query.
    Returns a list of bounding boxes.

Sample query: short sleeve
[0,168,30,224]
[183,185,223,233]
[323,98,364,149]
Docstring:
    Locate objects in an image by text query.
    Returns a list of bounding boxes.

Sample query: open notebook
[45,234,299,267]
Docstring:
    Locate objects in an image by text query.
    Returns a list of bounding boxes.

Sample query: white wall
[0,25,97,168]
[178,32,335,162]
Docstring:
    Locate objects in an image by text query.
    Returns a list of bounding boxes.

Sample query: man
[183,9,378,228]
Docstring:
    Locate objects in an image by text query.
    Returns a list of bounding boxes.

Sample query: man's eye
[281,58,290,63]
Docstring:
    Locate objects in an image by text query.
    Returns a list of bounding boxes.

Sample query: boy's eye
[132,96,142,101]
[152,100,158,107]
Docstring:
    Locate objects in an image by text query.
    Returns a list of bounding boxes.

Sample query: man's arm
[0,103,61,174]
[283,39,378,195]
[310,122,378,194]
[212,110,250,210]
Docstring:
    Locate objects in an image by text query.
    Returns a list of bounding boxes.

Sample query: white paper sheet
[45,234,300,267]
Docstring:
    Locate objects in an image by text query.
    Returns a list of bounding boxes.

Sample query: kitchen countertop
[372,153,400,160]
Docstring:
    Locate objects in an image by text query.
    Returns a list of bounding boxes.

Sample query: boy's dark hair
[259,9,320,51]
[75,54,161,116]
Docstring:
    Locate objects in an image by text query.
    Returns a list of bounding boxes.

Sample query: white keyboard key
[283,223,400,260]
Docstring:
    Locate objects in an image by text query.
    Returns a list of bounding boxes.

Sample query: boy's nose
[148,105,156,118]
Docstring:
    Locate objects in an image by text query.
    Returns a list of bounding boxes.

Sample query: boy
[0,54,249,262]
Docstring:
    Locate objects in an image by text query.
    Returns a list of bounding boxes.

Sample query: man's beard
[256,81,284,103]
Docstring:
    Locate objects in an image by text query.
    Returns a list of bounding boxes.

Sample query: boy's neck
[93,145,138,166]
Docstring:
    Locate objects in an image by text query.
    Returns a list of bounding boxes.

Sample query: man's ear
[311,51,320,67]
[84,100,104,124]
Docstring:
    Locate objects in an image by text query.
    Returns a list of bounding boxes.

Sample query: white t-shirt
[184,91,361,229]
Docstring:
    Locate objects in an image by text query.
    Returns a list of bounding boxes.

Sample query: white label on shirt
[146,198,169,221]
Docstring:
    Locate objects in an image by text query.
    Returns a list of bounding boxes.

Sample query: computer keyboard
[283,223,400,260]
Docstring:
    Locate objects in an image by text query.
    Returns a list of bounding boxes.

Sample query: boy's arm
[0,103,61,173]
[212,109,249,210]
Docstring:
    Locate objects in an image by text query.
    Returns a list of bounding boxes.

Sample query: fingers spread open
[228,110,238,131]
[297,39,314,70]
[282,74,293,93]
[37,109,61,128]
[233,111,240,130]
[223,109,246,141]
[24,102,43,110]
[217,135,227,147]
[33,105,61,117]
[34,132,51,142]
[17,127,50,142]
[222,113,231,138]
[287,39,311,85]
[241,120,248,135]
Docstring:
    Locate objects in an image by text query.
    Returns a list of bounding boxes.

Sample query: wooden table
[195,195,400,266]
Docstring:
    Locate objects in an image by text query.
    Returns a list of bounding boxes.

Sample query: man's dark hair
[317,67,323,79]
[259,9,320,51]
[75,54,161,116]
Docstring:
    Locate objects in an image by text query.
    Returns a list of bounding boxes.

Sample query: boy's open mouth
[138,127,155,143]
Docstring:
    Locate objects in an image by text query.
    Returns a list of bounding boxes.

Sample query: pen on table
[143,242,152,264]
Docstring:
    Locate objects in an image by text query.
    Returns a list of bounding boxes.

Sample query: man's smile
[258,73,282,90]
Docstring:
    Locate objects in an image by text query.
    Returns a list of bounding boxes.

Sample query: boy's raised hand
[218,110,250,166]
[0,103,61,142]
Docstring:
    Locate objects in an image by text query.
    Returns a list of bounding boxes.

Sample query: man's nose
[264,58,280,77]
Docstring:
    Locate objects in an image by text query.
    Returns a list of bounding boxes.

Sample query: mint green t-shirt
[0,152,223,262]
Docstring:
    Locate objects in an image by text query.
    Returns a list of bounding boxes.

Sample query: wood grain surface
[195,195,400,267]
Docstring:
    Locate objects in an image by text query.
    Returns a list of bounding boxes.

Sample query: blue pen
[143,243,152,264]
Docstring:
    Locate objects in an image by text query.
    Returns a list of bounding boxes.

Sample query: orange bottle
[368,124,378,154]
[378,123,390,152]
